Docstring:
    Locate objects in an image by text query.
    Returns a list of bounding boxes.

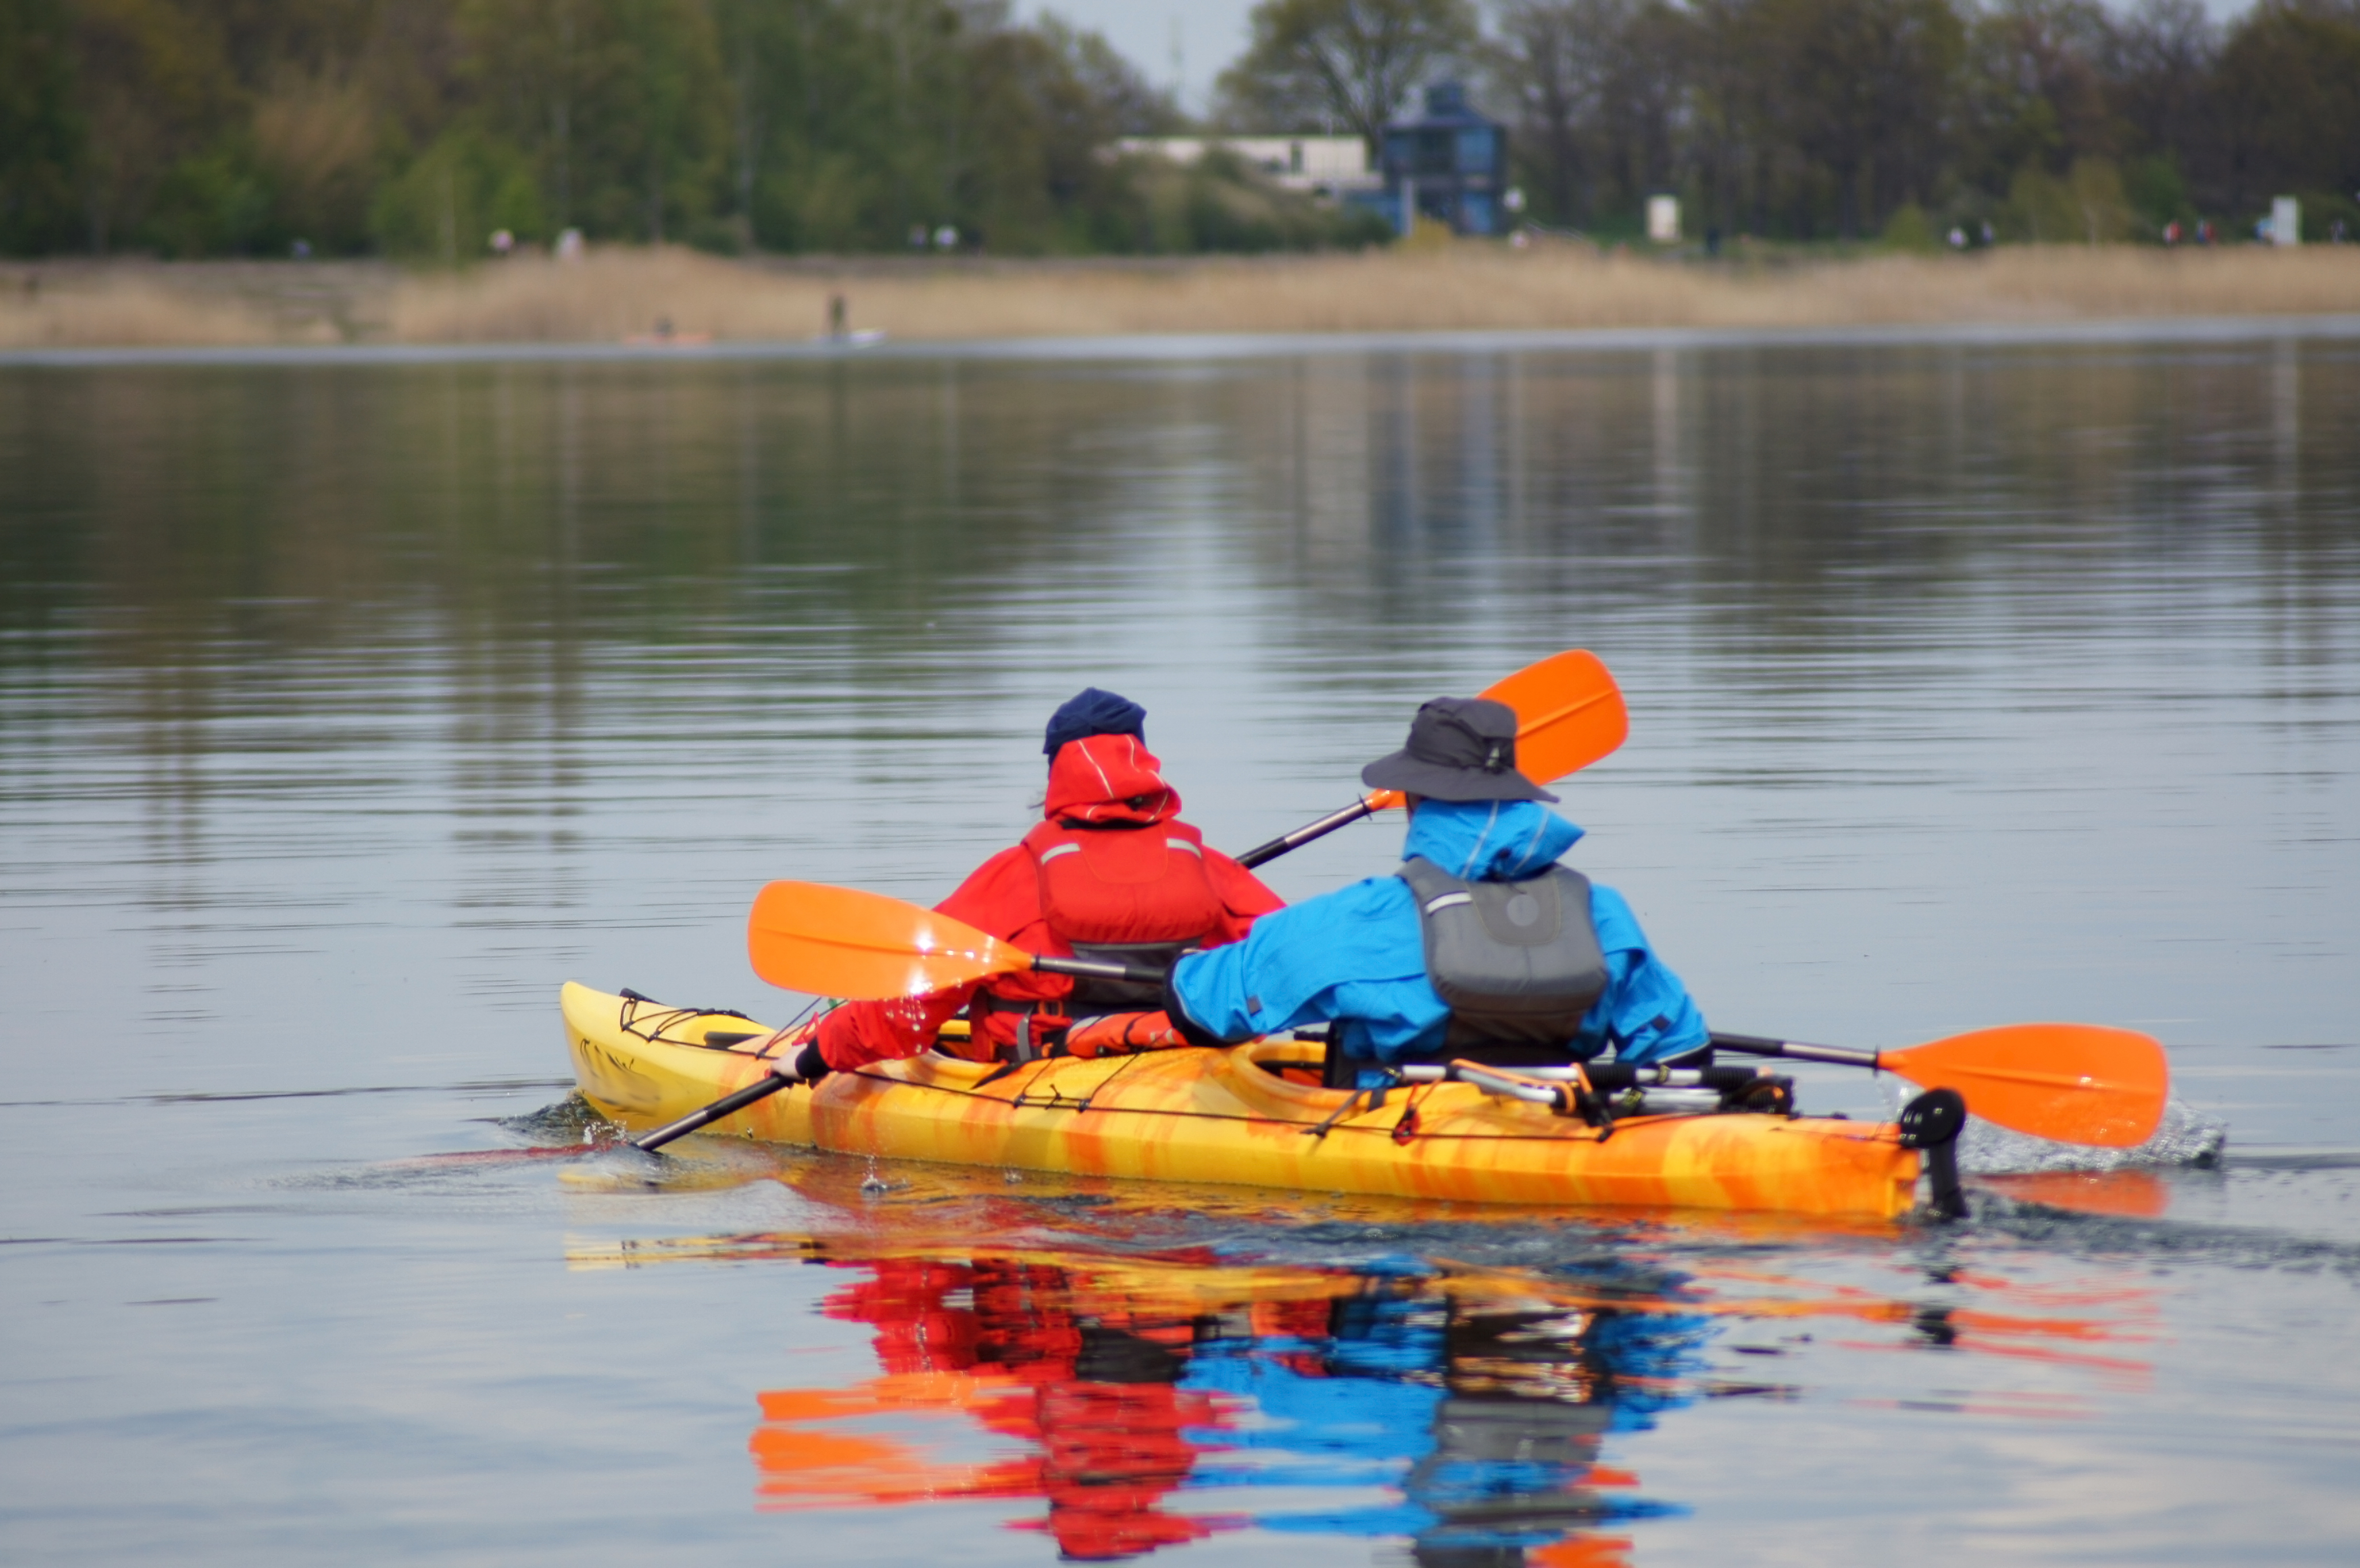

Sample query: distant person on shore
[797,689,1283,1077]
[1164,697,1707,1082]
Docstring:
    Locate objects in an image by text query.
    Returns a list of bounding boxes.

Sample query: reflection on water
[559,1145,2175,1564]
[758,1258,1675,1563]
[3,338,2358,1563]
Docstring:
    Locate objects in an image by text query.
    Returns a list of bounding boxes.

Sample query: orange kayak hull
[561,982,1922,1218]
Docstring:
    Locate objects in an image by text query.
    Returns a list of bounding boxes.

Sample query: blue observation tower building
[1369,82,1508,237]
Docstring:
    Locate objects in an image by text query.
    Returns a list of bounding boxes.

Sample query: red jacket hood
[1045,734,1181,826]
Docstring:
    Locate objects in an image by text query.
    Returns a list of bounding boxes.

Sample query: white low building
[1114,137,1382,197]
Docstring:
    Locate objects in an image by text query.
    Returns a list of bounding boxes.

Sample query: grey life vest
[1397,856,1609,1051]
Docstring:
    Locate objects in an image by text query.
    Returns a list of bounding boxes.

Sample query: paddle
[1233,648,1628,871]
[628,891,1162,1154]
[1709,1026,2169,1149]
[631,1052,805,1153]
[743,882,2171,1150]
[747,880,1160,1000]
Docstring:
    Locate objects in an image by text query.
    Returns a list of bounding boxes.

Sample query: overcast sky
[1022,0,1259,116]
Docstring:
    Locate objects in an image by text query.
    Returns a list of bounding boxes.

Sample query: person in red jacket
[806,689,1283,1073]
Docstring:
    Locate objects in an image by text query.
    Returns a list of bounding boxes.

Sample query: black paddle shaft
[1709,1031,1882,1069]
[1235,798,1379,871]
[1032,954,1171,986]
[633,1071,796,1153]
[633,953,1168,1155]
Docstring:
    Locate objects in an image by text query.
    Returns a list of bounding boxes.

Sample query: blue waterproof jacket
[1170,799,1708,1066]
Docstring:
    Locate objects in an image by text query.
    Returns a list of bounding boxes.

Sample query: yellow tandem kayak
[560,982,1927,1219]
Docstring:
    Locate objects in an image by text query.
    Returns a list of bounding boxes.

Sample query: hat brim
[1361,749,1558,803]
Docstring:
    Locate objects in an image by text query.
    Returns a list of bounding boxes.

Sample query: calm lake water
[4,332,2358,1565]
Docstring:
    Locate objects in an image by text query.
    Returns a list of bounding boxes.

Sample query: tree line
[0,0,1382,259]
[2,0,2355,260]
[1223,0,2360,245]
[1475,0,2360,243]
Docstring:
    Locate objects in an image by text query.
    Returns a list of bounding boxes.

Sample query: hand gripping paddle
[626,888,1163,1153]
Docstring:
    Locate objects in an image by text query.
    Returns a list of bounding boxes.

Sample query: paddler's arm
[1163,942,1258,1046]
[807,849,1035,1070]
[1576,885,1710,1067]
[814,985,980,1070]
[1160,845,1286,1043]
[1165,879,1443,1051]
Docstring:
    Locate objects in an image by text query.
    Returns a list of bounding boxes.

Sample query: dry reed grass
[6,242,2357,349]
[0,261,388,347]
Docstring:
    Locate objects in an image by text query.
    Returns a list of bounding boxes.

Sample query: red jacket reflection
[822,1257,1234,1559]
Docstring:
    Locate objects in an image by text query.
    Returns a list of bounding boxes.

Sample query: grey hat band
[1359,696,1558,804]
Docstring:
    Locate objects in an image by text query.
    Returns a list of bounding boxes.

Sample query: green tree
[2122,152,2190,234]
[2102,0,2216,183]
[1113,146,1391,252]
[0,0,87,253]
[247,60,389,253]
[2212,0,2360,220]
[1879,198,1937,248]
[370,125,542,258]
[1216,0,1478,145]
[455,0,726,243]
[710,1,1180,255]
[1955,0,2115,200]
[1749,0,1966,238]
[71,0,247,251]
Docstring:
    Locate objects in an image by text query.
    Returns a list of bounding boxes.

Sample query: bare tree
[2101,0,2215,183]
[1489,0,1597,223]
[1216,0,1479,145]
[1489,0,1688,228]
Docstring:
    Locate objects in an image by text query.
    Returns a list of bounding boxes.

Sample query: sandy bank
[4,244,2358,350]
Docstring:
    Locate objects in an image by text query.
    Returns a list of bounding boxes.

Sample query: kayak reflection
[752,1253,1695,1563]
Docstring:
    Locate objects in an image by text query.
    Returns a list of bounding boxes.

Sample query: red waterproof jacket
[814,735,1283,1069]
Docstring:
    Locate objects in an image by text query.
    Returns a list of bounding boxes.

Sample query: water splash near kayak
[1872,1076,2229,1175]
[494,1091,620,1146]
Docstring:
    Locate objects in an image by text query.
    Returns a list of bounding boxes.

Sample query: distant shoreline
[4,244,2357,358]
[7,314,2359,370]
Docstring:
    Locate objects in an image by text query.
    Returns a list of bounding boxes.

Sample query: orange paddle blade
[1366,648,1629,811]
[1484,648,1630,787]
[1883,1024,2169,1148]
[747,881,1028,999]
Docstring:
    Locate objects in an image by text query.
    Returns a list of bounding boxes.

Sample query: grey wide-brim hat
[1360,696,1558,803]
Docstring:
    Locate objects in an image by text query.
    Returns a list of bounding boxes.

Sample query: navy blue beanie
[1043,687,1147,758]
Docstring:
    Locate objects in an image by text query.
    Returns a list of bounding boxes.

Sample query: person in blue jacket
[1166,696,1707,1076]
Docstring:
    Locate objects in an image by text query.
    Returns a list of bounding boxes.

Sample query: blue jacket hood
[1400,798,1583,881]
